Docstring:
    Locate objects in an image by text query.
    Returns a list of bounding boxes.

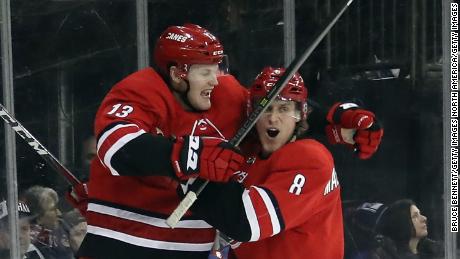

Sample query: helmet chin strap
[289,112,303,141]
[176,79,201,113]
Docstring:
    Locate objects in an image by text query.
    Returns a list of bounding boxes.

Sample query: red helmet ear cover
[154,24,224,76]
[249,67,308,119]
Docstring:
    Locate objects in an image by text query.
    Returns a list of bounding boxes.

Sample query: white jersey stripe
[88,203,212,229]
[252,186,281,236]
[96,123,139,167]
[103,129,146,175]
[87,225,214,251]
[97,123,139,151]
[242,189,260,241]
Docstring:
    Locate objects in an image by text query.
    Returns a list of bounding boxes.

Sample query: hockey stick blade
[0,103,81,186]
[166,0,355,228]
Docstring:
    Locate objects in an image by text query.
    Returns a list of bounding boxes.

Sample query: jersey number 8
[289,174,305,195]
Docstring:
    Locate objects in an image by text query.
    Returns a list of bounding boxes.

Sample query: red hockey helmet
[250,67,308,119]
[154,24,225,77]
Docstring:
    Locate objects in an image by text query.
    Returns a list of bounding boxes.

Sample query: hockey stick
[0,103,81,186]
[166,0,355,228]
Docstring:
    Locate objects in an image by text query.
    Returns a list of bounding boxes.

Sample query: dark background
[0,0,444,255]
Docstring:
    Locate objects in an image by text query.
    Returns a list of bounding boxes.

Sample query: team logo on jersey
[197,119,208,131]
[165,32,188,42]
[324,168,340,195]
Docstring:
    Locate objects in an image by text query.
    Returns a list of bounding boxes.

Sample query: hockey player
[76,24,247,259]
[0,200,45,259]
[188,67,375,258]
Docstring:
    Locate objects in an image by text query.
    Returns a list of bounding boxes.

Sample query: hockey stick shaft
[0,103,81,186]
[166,0,355,228]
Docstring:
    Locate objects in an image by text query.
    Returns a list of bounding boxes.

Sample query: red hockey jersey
[79,68,248,259]
[232,139,344,259]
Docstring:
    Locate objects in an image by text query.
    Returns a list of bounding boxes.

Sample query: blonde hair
[23,186,58,216]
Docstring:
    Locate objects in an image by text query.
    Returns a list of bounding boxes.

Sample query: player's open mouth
[267,128,280,138]
[201,89,212,98]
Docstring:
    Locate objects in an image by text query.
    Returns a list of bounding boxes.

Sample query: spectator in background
[0,199,44,259]
[372,199,443,259]
[79,135,96,180]
[23,186,73,259]
[62,209,86,254]
[345,202,388,259]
